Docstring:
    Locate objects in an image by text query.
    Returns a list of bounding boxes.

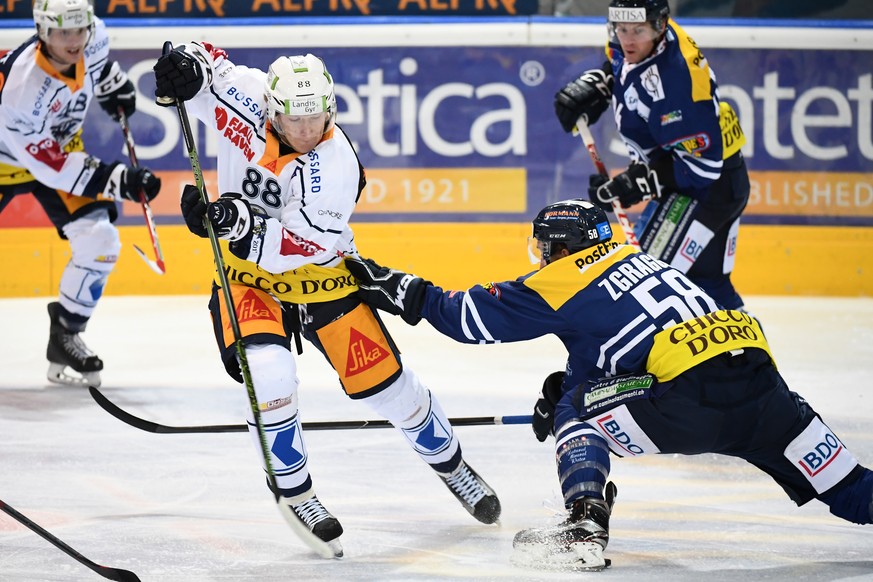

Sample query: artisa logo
[608,7,646,22]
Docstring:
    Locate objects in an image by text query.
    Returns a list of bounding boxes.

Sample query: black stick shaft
[0,499,141,581]
[89,386,531,434]
[162,41,279,499]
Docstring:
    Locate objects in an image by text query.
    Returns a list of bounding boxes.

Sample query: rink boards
[0,18,871,296]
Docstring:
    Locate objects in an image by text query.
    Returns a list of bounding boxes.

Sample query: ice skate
[439,460,501,524]
[46,302,103,388]
[277,492,344,559]
[512,483,616,572]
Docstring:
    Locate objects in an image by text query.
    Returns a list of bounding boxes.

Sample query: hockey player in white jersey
[0,0,161,387]
[154,46,500,558]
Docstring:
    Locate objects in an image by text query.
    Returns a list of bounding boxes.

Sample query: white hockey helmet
[265,54,337,139]
[33,0,95,42]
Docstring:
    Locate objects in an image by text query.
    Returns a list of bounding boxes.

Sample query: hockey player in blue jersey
[346,199,873,571]
[554,0,750,312]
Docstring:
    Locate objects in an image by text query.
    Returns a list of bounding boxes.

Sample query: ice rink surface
[1,295,872,581]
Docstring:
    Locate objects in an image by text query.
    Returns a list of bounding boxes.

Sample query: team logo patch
[641,65,665,102]
[412,416,450,453]
[403,411,452,456]
[269,420,305,468]
[346,327,389,377]
[236,288,279,324]
[482,282,501,300]
[661,110,683,125]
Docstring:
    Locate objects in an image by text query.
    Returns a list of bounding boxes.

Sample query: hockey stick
[117,108,166,275]
[574,117,641,249]
[0,498,140,582]
[89,386,532,434]
[154,41,342,556]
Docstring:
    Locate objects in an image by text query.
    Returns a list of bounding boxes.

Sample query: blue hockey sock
[820,467,873,525]
[555,421,611,507]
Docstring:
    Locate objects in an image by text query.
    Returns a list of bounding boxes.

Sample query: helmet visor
[527,236,547,265]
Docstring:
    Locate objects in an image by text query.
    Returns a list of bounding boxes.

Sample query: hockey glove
[154,47,205,105]
[346,257,430,326]
[532,371,564,442]
[103,163,161,202]
[590,162,662,209]
[554,61,614,133]
[95,61,136,121]
[207,193,255,241]
[588,174,612,213]
[180,187,255,241]
[180,184,208,237]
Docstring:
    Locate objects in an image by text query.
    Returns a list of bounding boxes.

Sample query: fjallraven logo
[346,327,388,377]
[235,289,278,326]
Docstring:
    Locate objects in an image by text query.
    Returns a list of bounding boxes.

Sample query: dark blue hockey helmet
[530,199,613,264]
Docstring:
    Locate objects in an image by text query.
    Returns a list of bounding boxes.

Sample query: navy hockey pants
[559,348,863,507]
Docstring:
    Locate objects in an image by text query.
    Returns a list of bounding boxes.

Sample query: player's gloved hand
[180,187,254,241]
[346,257,431,326]
[554,61,614,133]
[532,371,564,442]
[154,46,204,105]
[589,163,661,209]
[180,184,208,237]
[104,163,161,202]
[206,193,255,241]
[95,61,136,121]
[588,174,612,213]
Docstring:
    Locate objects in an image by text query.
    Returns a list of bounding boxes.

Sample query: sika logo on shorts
[784,418,857,493]
[236,288,279,325]
[345,327,389,377]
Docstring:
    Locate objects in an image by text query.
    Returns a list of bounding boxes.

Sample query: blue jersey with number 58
[420,242,722,391]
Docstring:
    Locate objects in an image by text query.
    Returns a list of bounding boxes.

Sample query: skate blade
[47,363,101,388]
[570,541,609,571]
[276,501,343,559]
[510,541,609,573]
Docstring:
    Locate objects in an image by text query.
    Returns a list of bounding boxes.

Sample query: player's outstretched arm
[346,257,431,325]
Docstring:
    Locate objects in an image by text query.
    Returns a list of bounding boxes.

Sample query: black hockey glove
[103,163,161,203]
[180,184,208,237]
[532,371,564,442]
[589,163,662,209]
[154,47,204,105]
[207,193,255,241]
[588,174,612,213]
[554,61,614,133]
[346,257,431,326]
[180,186,255,241]
[95,61,136,121]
